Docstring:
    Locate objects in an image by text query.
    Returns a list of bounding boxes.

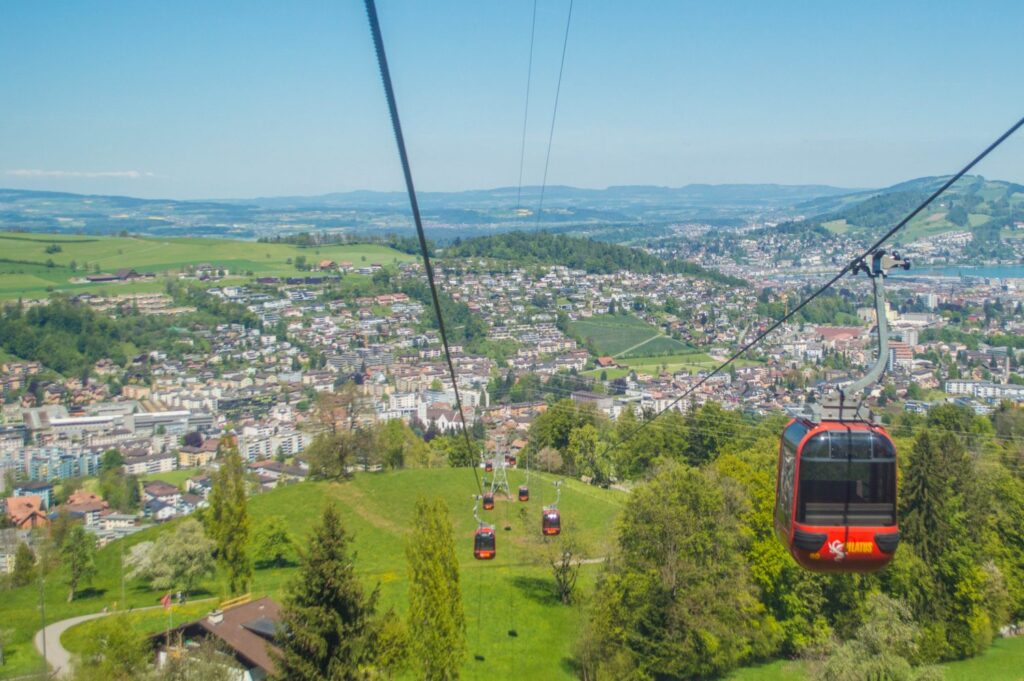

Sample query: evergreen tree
[274,504,379,681]
[900,431,952,565]
[897,428,999,659]
[406,497,466,680]
[207,440,252,595]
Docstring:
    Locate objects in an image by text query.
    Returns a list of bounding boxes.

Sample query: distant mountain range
[0,183,855,241]
[0,177,1019,246]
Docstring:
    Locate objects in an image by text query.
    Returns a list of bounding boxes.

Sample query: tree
[206,441,251,595]
[274,504,379,681]
[126,519,215,597]
[406,498,465,680]
[70,612,149,681]
[57,477,85,505]
[374,614,410,679]
[584,462,779,679]
[549,535,583,605]
[11,542,35,587]
[896,429,1000,660]
[304,431,353,480]
[253,515,295,568]
[62,525,97,602]
[150,637,238,681]
[685,401,740,465]
[815,593,940,681]
[900,431,954,566]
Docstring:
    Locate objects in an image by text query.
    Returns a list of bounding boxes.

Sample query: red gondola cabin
[542,509,561,536]
[518,485,529,502]
[474,527,496,560]
[484,461,493,473]
[774,418,900,572]
[482,493,494,510]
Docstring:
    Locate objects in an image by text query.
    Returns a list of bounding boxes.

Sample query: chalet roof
[185,598,281,675]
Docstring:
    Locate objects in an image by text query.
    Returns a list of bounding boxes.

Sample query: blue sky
[1,1,1022,199]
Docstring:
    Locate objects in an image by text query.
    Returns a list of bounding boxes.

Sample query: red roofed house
[4,495,49,529]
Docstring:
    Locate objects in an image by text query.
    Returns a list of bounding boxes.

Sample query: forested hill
[443,231,747,286]
[774,175,1024,253]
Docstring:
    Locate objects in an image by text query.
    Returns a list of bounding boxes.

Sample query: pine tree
[274,504,379,681]
[406,497,466,680]
[206,440,252,595]
[900,431,952,565]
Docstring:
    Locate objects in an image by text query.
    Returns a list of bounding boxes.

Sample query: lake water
[890,264,1024,279]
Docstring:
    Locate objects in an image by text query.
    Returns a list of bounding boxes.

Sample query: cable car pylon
[774,250,908,573]
[542,480,562,536]
[490,456,513,500]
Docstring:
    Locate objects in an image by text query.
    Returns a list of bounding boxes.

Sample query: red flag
[161,593,172,610]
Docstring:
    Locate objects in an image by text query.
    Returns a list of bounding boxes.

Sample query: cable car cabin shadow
[774,418,900,573]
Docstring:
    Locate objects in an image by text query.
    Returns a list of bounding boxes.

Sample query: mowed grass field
[0,468,624,680]
[617,352,764,376]
[0,232,415,300]
[567,313,692,358]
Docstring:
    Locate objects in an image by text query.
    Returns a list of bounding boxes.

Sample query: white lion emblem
[828,540,846,562]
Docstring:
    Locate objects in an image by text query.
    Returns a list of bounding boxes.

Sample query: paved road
[33,611,109,679]
[33,601,213,679]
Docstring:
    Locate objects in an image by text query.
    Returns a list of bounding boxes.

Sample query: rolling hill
[0,469,625,680]
[782,175,1024,250]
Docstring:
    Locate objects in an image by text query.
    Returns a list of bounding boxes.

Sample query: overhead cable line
[534,0,574,229]
[609,114,1024,457]
[515,0,539,212]
[364,0,482,494]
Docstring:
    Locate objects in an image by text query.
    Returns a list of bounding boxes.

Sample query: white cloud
[5,169,155,179]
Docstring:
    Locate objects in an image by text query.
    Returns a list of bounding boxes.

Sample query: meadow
[0,232,415,300]
[0,468,624,680]
[617,351,764,376]
[566,313,692,358]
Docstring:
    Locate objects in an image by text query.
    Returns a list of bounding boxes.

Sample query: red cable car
[482,492,494,510]
[474,527,496,560]
[484,461,493,473]
[542,509,561,536]
[509,456,517,467]
[774,418,900,572]
[518,485,529,502]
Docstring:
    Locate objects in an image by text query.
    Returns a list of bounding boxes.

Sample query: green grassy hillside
[796,175,1024,247]
[0,232,415,300]
[566,313,693,359]
[0,468,624,680]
